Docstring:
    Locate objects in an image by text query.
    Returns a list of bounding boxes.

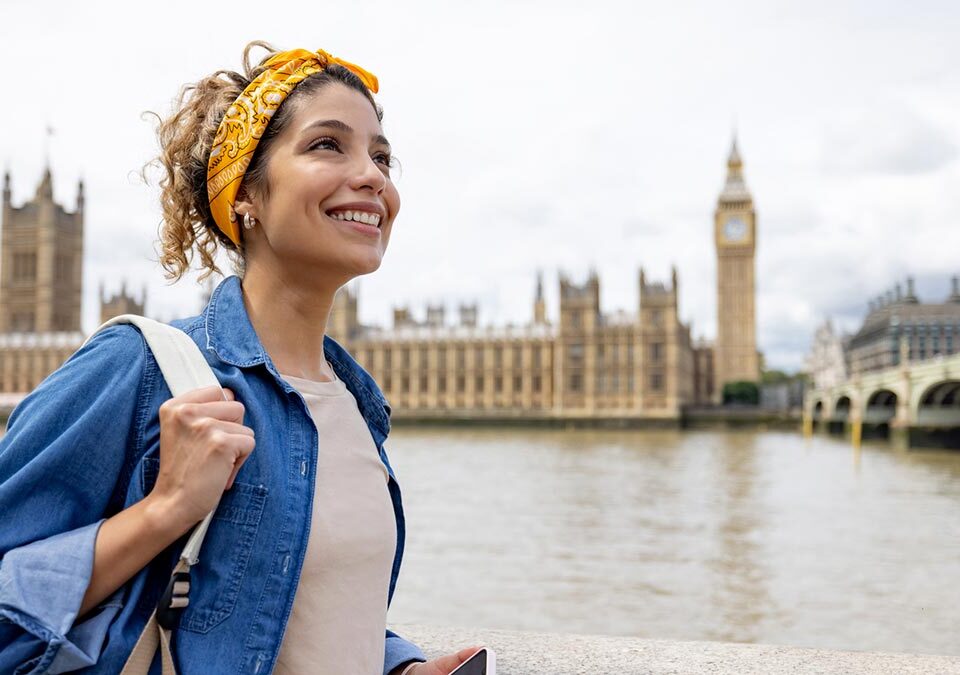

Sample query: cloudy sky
[1,0,958,371]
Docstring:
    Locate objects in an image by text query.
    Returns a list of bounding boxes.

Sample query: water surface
[385,428,960,656]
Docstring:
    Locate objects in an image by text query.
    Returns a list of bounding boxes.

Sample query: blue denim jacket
[0,275,426,674]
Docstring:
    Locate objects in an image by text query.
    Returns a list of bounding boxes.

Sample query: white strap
[88,315,225,675]
[85,314,221,397]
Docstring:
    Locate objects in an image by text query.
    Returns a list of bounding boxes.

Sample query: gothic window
[494,347,503,368]
[533,375,542,393]
[475,347,484,368]
[532,345,542,368]
[651,342,663,363]
[494,375,503,392]
[512,345,522,367]
[402,348,410,368]
[456,375,465,393]
[456,347,465,368]
[570,373,582,392]
[12,311,34,332]
[55,254,73,283]
[401,375,409,393]
[475,375,484,392]
[513,375,522,392]
[438,375,447,393]
[651,373,663,391]
[13,253,36,282]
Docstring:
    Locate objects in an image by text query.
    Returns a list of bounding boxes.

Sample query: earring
[243,213,256,230]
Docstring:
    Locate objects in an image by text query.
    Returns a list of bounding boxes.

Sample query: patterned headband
[206,48,379,245]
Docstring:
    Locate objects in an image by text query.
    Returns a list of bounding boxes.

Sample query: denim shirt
[0,275,426,674]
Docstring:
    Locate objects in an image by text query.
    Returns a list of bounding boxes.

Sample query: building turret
[426,303,445,328]
[533,269,547,324]
[950,276,960,303]
[904,277,919,303]
[35,167,53,201]
[99,279,147,324]
[458,303,478,327]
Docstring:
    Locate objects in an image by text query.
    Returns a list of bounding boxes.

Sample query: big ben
[714,136,759,399]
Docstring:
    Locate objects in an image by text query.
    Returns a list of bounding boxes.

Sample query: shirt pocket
[139,456,268,634]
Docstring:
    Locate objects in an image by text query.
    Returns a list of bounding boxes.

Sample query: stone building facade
[328,265,702,421]
[805,319,848,389]
[845,277,960,375]
[0,169,85,393]
[0,168,146,394]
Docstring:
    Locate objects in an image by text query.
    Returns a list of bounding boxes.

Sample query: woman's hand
[147,385,255,535]
[402,645,487,675]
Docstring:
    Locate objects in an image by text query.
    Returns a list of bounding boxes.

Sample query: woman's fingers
[424,645,486,675]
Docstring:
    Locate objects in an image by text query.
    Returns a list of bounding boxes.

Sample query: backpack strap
[86,315,225,675]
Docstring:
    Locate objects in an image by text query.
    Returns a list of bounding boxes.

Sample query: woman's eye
[374,153,393,167]
[309,137,340,152]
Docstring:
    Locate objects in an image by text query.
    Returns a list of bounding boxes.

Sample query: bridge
[803,348,960,449]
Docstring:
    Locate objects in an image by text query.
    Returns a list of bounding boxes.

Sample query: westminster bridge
[804,350,960,448]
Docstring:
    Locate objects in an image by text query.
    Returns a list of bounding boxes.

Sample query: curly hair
[147,41,383,283]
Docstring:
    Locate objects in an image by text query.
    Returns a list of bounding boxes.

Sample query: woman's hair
[149,41,383,282]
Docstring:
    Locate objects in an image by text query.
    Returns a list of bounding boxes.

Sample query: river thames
[385,428,960,656]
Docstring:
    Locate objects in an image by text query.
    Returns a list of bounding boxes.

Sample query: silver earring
[243,213,255,230]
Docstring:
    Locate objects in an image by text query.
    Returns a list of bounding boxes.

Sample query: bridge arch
[834,395,851,420]
[864,389,897,425]
[915,380,960,426]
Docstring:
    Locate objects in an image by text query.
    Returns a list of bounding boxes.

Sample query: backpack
[85,315,224,675]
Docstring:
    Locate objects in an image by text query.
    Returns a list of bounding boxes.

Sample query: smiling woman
[0,41,482,675]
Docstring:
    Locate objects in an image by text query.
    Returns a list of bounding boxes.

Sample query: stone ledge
[389,624,960,674]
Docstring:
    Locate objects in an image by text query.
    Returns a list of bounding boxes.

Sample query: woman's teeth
[330,210,381,227]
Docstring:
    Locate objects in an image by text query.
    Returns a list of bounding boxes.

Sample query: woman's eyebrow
[304,119,391,147]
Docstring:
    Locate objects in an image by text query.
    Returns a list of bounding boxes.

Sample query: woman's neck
[239,267,341,382]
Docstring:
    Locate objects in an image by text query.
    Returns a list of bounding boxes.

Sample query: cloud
[821,105,958,176]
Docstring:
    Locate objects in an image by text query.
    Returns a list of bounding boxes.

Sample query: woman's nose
[349,154,387,193]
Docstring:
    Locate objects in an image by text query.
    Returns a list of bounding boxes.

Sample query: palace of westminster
[0,142,763,419]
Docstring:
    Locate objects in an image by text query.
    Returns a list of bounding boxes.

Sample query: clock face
[723,217,748,242]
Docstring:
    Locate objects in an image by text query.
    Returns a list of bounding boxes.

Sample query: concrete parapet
[390,624,960,674]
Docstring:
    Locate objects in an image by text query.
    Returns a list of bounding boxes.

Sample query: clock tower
[714,136,759,400]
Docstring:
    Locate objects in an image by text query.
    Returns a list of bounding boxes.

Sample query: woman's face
[242,82,399,284]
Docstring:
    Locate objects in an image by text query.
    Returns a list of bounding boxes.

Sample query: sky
[1,0,958,371]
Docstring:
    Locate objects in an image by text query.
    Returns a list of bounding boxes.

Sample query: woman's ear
[233,184,256,221]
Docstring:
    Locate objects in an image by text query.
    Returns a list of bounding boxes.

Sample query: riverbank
[391,406,801,431]
[391,624,960,674]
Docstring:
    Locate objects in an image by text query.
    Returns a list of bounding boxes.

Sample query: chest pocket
[140,456,269,633]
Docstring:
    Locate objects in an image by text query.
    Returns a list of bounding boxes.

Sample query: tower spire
[533,269,547,324]
[719,133,750,202]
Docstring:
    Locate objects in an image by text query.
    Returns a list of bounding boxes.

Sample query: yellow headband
[206,48,379,245]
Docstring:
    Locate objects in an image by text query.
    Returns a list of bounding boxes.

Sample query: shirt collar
[203,275,391,436]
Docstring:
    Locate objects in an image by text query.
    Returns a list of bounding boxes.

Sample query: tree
[723,380,759,405]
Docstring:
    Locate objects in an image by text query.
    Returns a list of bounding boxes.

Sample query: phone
[448,647,496,675]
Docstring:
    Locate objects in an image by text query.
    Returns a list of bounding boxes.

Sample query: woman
[0,43,481,674]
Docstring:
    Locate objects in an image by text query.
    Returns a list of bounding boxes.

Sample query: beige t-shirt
[273,365,397,675]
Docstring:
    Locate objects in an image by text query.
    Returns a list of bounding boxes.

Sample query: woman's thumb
[436,646,485,674]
